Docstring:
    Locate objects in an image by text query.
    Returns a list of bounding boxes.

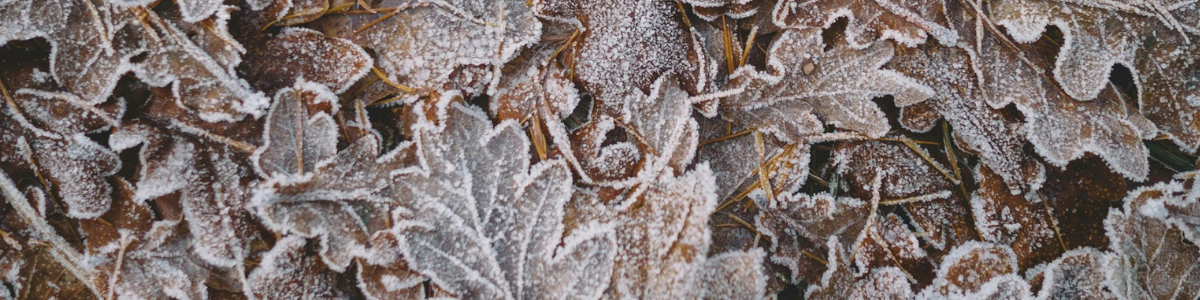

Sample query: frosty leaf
[900,1,1149,182]
[315,0,541,101]
[916,242,1030,300]
[260,0,356,27]
[770,0,958,47]
[490,46,579,121]
[685,0,764,21]
[1133,33,1200,150]
[888,40,1043,194]
[623,75,700,174]
[551,74,697,187]
[76,179,210,300]
[392,101,617,300]
[833,141,971,250]
[1139,182,1200,244]
[718,29,933,141]
[0,0,147,103]
[103,220,212,300]
[8,89,122,136]
[176,0,223,23]
[990,0,1139,101]
[755,191,869,281]
[247,235,351,300]
[163,3,246,73]
[532,0,703,110]
[78,178,152,252]
[1105,182,1200,300]
[132,9,269,122]
[356,233,427,300]
[804,237,913,300]
[253,100,419,271]
[1019,82,1149,181]
[251,81,340,181]
[110,121,254,267]
[970,165,1061,269]
[0,120,119,218]
[1035,248,1116,300]
[605,165,764,299]
[853,213,929,276]
[695,118,768,198]
[692,249,769,300]
[990,0,1200,150]
[240,27,373,94]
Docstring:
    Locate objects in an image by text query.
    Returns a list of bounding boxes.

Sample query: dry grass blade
[847,173,882,265]
[1036,193,1069,252]
[754,131,777,205]
[371,67,417,93]
[698,128,754,147]
[739,25,759,68]
[898,138,960,185]
[0,171,104,300]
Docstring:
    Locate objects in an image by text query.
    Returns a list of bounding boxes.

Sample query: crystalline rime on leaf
[391,101,617,300]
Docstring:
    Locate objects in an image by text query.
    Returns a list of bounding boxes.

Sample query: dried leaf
[247,235,351,300]
[1035,248,1116,300]
[916,242,1032,300]
[392,100,617,300]
[770,0,958,47]
[315,0,541,101]
[532,0,702,110]
[718,29,933,141]
[805,237,913,300]
[110,121,254,267]
[1105,182,1200,300]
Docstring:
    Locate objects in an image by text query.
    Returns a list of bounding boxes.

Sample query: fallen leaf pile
[0,0,1199,299]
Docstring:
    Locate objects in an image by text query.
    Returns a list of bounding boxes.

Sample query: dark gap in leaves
[600,124,631,148]
[999,103,1026,124]
[1042,25,1066,48]
[115,144,143,184]
[564,92,593,131]
[1109,64,1138,102]
[871,95,905,132]
[84,130,111,151]
[335,252,369,300]
[776,281,804,300]
[0,38,52,71]
[468,94,491,119]
[1040,155,1126,250]
[805,141,836,195]
[365,104,407,154]
[821,17,849,51]
[745,30,778,70]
